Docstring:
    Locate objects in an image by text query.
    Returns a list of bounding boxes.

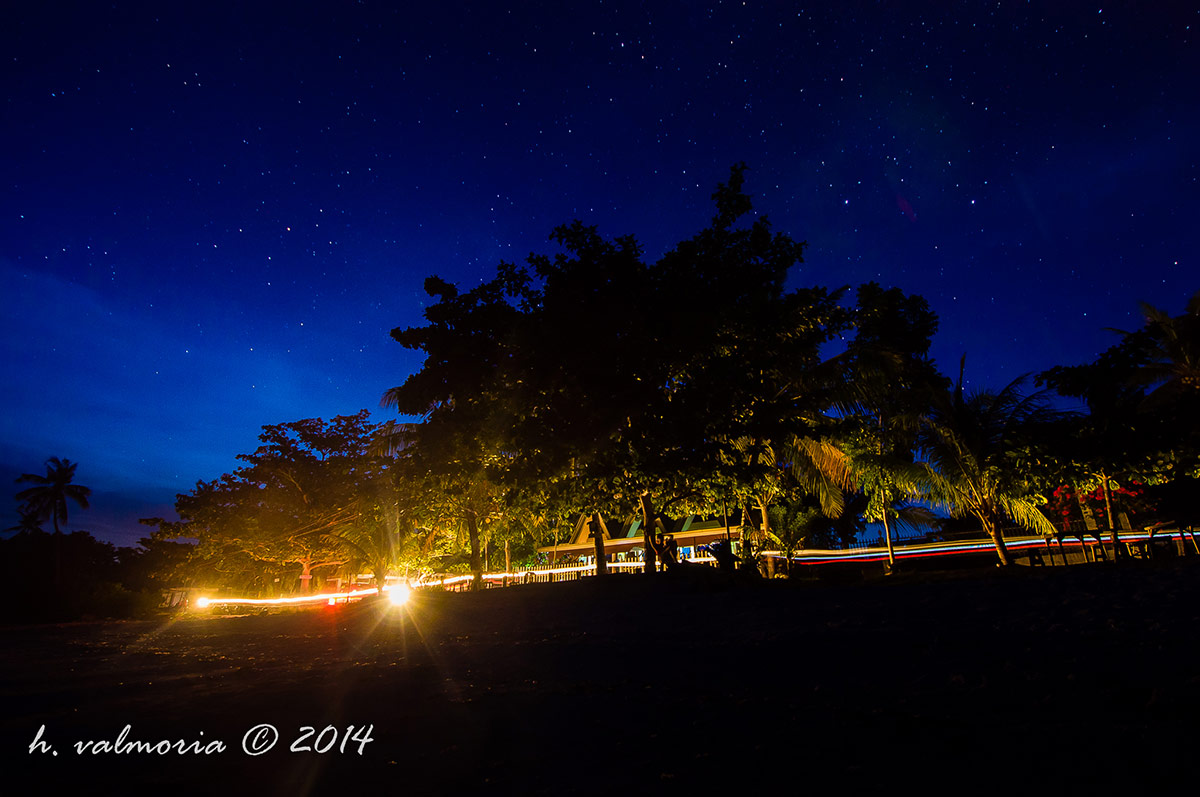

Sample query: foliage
[0,529,161,623]
[1135,289,1200,402]
[765,501,827,568]
[918,362,1060,565]
[152,411,413,594]
[1040,291,1200,486]
[385,164,856,574]
[1044,481,1155,536]
[1037,290,1200,554]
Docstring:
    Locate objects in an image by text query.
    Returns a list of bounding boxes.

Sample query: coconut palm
[1136,290,1200,402]
[849,449,935,567]
[5,505,45,535]
[726,434,854,538]
[15,457,91,592]
[918,362,1057,565]
[15,457,91,534]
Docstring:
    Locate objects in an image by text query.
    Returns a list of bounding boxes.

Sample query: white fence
[414,555,719,591]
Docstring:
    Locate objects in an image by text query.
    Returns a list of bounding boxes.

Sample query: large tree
[1037,291,1200,552]
[382,269,527,589]
[838,283,949,568]
[156,412,395,595]
[502,165,849,570]
[387,166,946,576]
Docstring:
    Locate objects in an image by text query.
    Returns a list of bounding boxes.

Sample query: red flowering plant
[1044,479,1156,534]
[1046,484,1077,534]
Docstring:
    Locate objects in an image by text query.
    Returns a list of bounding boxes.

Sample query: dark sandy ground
[3,559,1199,795]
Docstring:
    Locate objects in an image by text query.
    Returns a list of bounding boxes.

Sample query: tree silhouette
[1136,289,1200,402]
[14,457,92,592]
[1038,291,1200,554]
[502,165,848,570]
[5,505,45,535]
[15,456,91,535]
[385,165,897,582]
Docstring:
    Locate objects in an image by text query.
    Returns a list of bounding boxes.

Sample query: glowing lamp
[387,585,411,607]
[195,597,211,609]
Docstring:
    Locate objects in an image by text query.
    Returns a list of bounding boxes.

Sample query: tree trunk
[504,539,511,587]
[877,417,895,572]
[300,559,313,593]
[757,497,777,577]
[466,511,483,591]
[881,506,896,571]
[743,501,762,575]
[52,531,64,594]
[639,492,658,575]
[591,512,607,577]
[51,512,64,594]
[1100,471,1122,561]
[984,518,1012,566]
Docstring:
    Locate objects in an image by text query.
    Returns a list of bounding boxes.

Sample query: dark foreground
[3,560,1199,795]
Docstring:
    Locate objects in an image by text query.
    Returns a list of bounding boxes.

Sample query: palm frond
[998,496,1057,538]
[788,436,852,518]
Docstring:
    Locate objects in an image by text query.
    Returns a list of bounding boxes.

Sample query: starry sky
[2,1,1197,546]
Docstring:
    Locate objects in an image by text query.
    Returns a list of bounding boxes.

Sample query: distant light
[195,597,211,609]
[387,584,411,607]
[327,598,336,606]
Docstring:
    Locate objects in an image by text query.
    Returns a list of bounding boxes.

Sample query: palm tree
[5,505,45,535]
[1136,290,1200,403]
[726,434,854,535]
[918,361,1057,566]
[836,282,951,570]
[850,450,932,568]
[15,457,91,534]
[15,457,92,592]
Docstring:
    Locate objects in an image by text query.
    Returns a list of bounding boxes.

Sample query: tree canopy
[96,168,1197,591]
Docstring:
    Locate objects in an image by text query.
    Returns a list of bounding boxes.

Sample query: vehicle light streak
[771,529,1191,565]
[194,584,412,609]
[410,555,718,588]
[191,530,1188,607]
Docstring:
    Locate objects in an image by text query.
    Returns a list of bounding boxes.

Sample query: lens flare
[387,584,411,606]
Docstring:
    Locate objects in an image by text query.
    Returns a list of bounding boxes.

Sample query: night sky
[3,2,1196,546]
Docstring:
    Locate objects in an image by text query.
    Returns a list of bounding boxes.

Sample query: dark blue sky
[3,1,1196,545]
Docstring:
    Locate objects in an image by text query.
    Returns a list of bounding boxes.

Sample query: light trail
[190,531,1191,608]
[195,584,403,609]
[772,529,1193,565]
